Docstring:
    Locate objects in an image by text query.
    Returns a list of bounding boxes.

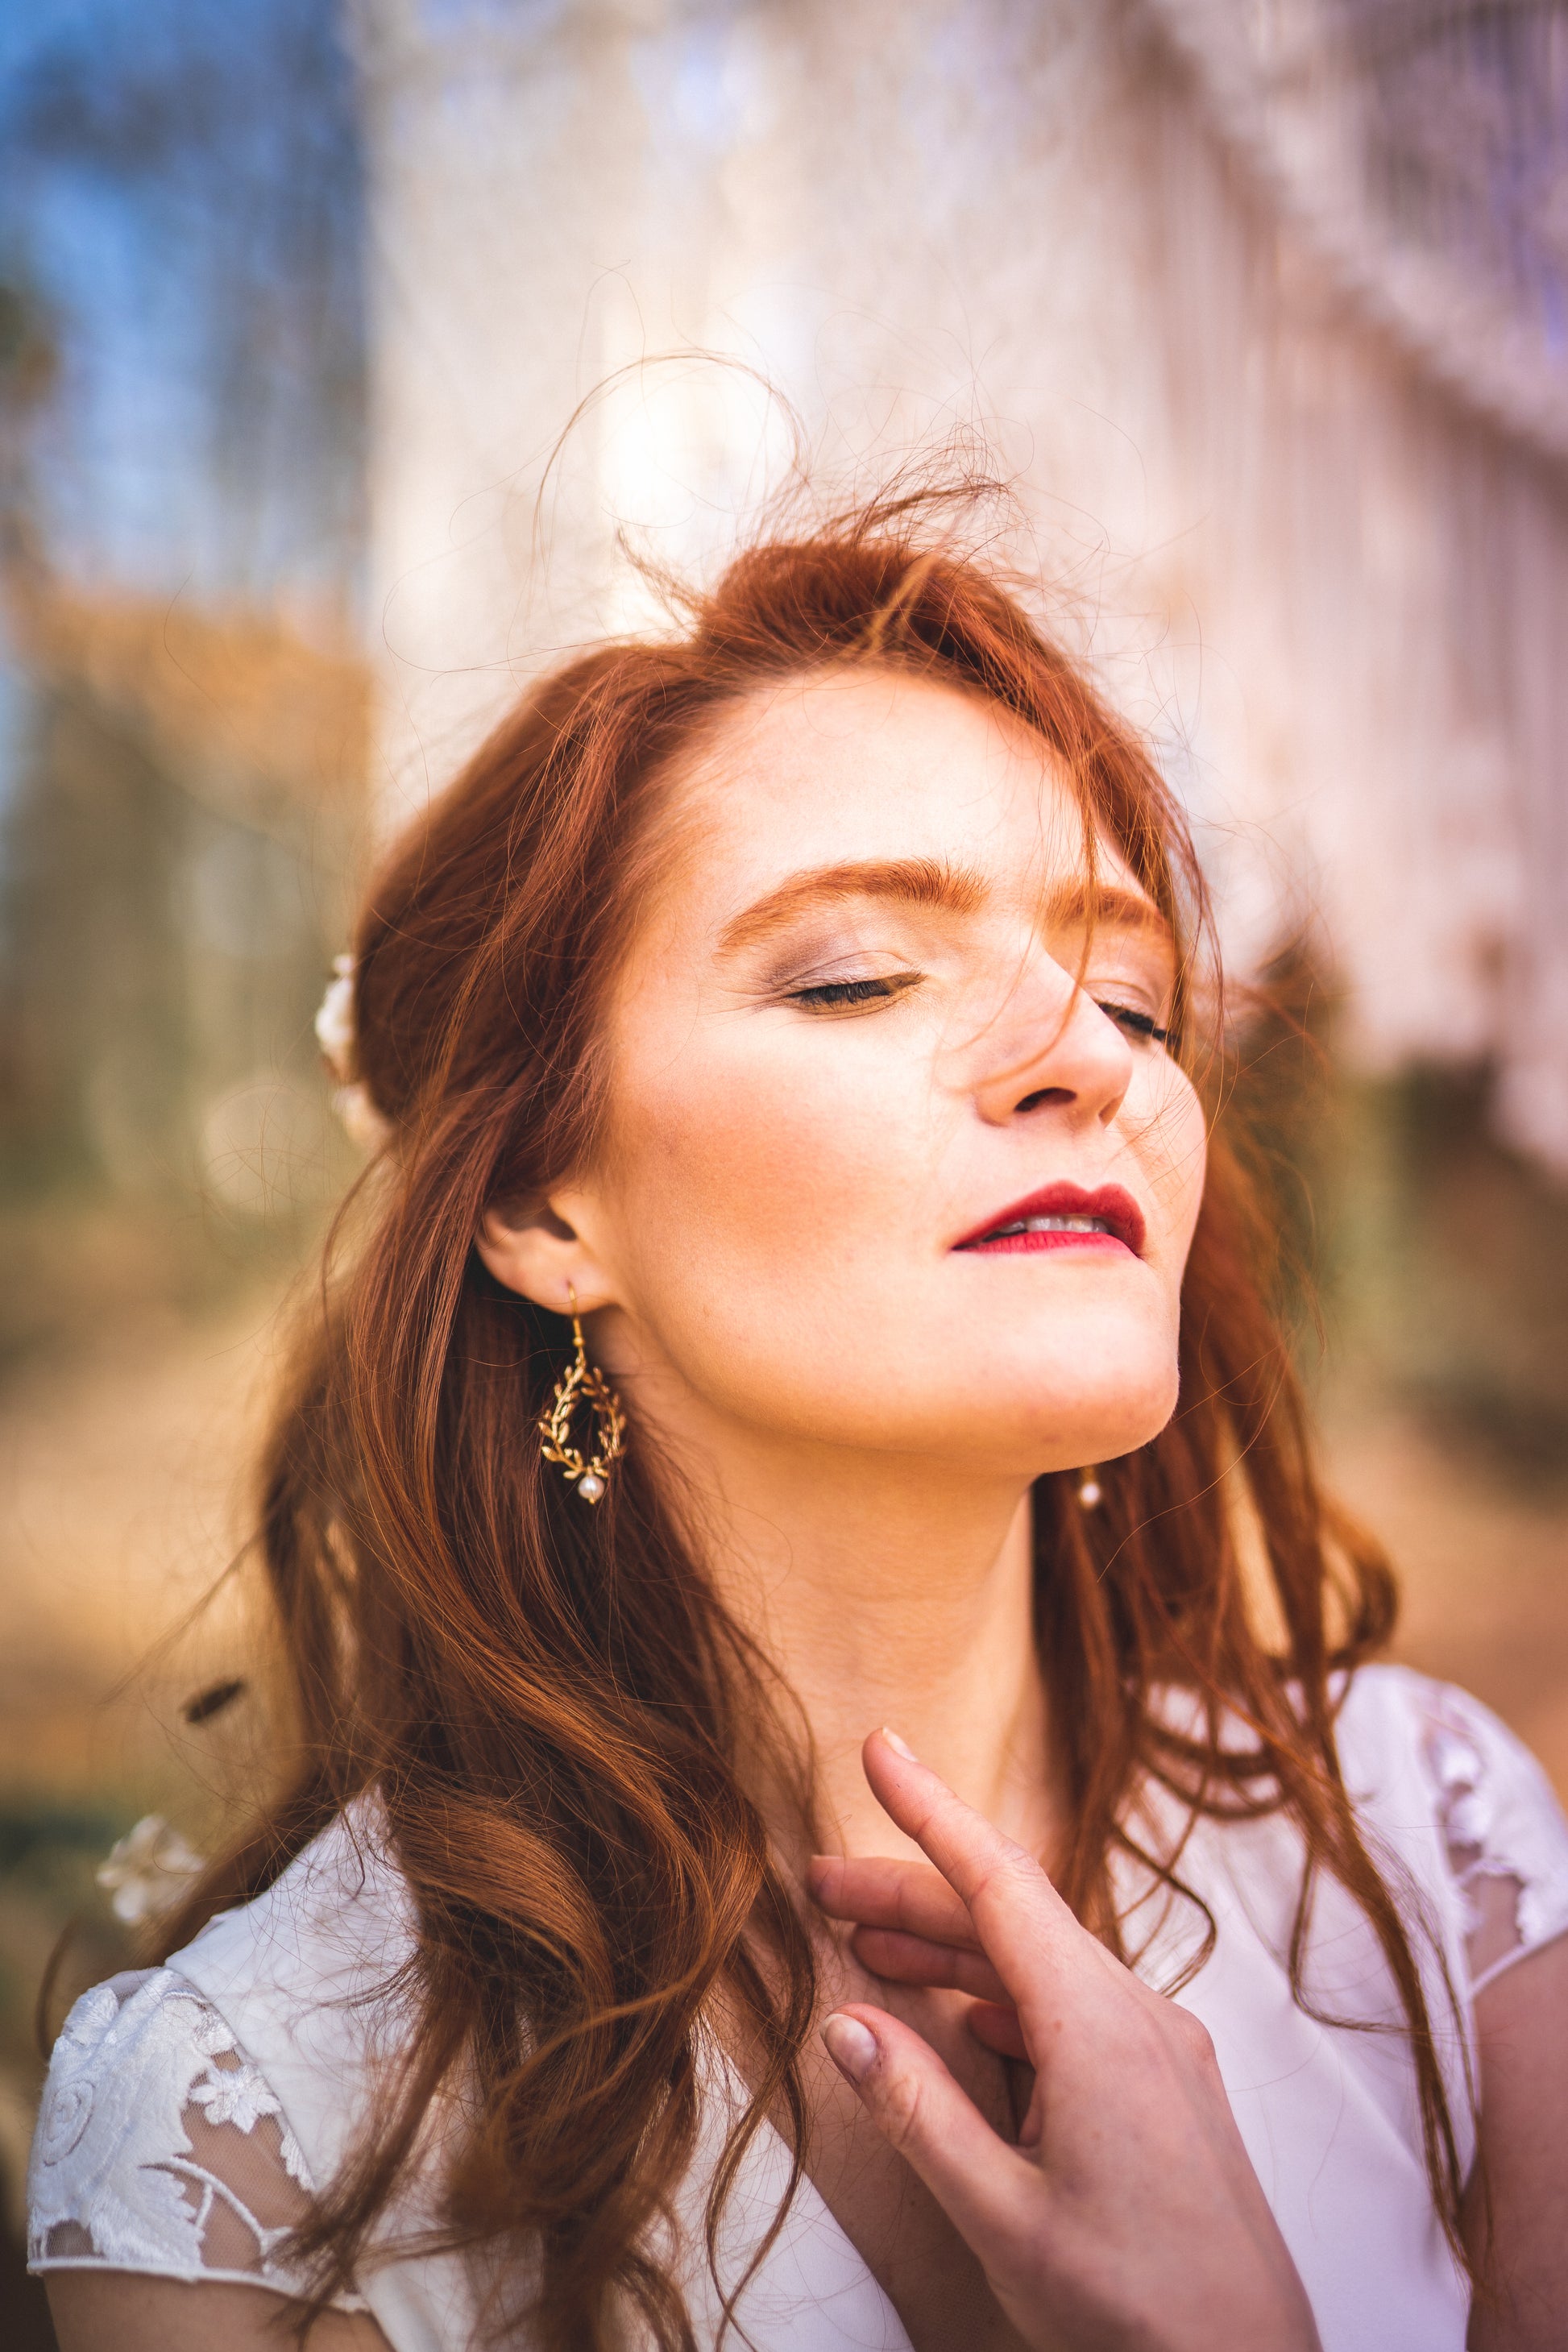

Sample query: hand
[813,1837,1031,2062]
[808,1731,1321,2352]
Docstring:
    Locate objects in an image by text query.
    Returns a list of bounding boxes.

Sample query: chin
[1014,1343,1180,1471]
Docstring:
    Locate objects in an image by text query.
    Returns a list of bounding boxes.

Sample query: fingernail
[880,1727,918,1761]
[821,2013,879,2083]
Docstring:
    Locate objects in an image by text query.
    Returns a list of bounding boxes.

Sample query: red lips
[953,1180,1147,1257]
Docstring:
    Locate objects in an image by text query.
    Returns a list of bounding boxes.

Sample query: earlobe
[474,1199,616,1317]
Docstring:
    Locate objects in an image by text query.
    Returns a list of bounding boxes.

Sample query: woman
[28,508,1568,2351]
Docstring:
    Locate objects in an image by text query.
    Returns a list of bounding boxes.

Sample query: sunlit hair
[160,491,1463,2348]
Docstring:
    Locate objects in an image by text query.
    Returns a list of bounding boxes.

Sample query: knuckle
[1122,1996,1223,2093]
[1099,1989,1191,2072]
[1171,2004,1218,2067]
[971,1844,1040,1907]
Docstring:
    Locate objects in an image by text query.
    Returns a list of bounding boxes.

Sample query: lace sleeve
[1421,1680,1568,1997]
[27,1967,366,2308]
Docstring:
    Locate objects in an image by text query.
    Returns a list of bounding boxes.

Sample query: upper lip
[953,1180,1147,1255]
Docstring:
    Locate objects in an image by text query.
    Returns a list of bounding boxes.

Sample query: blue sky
[0,0,365,610]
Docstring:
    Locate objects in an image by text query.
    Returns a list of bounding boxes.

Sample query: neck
[679,1428,1054,1868]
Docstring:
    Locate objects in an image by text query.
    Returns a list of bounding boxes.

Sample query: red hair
[160,497,1462,2347]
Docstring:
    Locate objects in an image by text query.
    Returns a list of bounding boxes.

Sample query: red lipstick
[954,1180,1146,1258]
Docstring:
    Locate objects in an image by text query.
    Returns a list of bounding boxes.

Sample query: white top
[29,1665,1568,2350]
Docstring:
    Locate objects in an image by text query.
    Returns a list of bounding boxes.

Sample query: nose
[969,956,1135,1130]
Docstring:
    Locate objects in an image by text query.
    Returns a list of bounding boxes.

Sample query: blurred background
[2,2,1566,2338]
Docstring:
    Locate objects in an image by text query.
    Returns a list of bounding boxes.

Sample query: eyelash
[788,977,1168,1046]
[1096,1000,1170,1047]
[786,976,917,1010]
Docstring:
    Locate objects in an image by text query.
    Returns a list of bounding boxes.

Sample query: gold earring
[538,1288,625,1504]
[1076,1467,1102,1509]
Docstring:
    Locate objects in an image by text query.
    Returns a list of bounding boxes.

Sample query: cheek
[1133,1066,1209,1269]
[608,1019,926,1285]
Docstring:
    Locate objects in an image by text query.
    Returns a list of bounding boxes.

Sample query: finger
[849,1925,1010,2003]
[820,2006,1035,2264]
[808,1854,981,1948]
[965,2000,1031,2062]
[859,1731,1102,2018]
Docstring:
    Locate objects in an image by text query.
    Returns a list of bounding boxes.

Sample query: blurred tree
[0,0,370,1321]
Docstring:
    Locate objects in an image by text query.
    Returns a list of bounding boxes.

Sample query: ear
[475,1190,618,1316]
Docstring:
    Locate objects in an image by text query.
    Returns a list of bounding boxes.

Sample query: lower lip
[960,1230,1135,1255]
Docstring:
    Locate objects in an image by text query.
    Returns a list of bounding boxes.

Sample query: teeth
[991,1213,1114,1239]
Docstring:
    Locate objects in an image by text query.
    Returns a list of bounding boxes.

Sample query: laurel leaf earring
[1076,1467,1102,1509]
[538,1288,625,1504]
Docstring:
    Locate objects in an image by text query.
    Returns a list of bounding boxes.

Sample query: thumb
[821,2007,1035,2263]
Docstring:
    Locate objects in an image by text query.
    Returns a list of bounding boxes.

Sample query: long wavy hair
[159,497,1463,2347]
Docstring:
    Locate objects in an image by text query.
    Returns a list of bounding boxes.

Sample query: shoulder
[1337,1663,1568,1993]
[28,1802,418,2313]
[1334,1660,1564,1861]
[167,1798,421,2190]
[172,1794,416,1998]
[27,1965,340,2296]
[30,1968,243,2269]
[32,1807,483,2349]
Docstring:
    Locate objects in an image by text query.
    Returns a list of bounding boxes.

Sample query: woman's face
[538,670,1207,1481]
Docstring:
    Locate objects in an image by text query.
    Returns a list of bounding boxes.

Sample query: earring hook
[540,1285,624,1503]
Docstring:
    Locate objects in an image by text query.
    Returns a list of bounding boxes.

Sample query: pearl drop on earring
[1076,1470,1102,1509]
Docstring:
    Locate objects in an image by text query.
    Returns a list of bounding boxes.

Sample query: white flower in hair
[97,1815,203,1925]
[314,952,358,1083]
[315,952,392,1151]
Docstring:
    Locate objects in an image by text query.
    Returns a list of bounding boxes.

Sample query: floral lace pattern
[1421,1680,1568,1997]
[27,1966,364,2308]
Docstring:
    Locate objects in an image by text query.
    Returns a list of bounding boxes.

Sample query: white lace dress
[28,1665,1568,2351]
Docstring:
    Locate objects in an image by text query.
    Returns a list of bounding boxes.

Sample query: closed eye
[1096,1000,1169,1047]
[787,974,923,1012]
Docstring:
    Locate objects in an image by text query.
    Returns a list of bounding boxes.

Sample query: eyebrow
[715,856,1172,958]
[716,858,985,955]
